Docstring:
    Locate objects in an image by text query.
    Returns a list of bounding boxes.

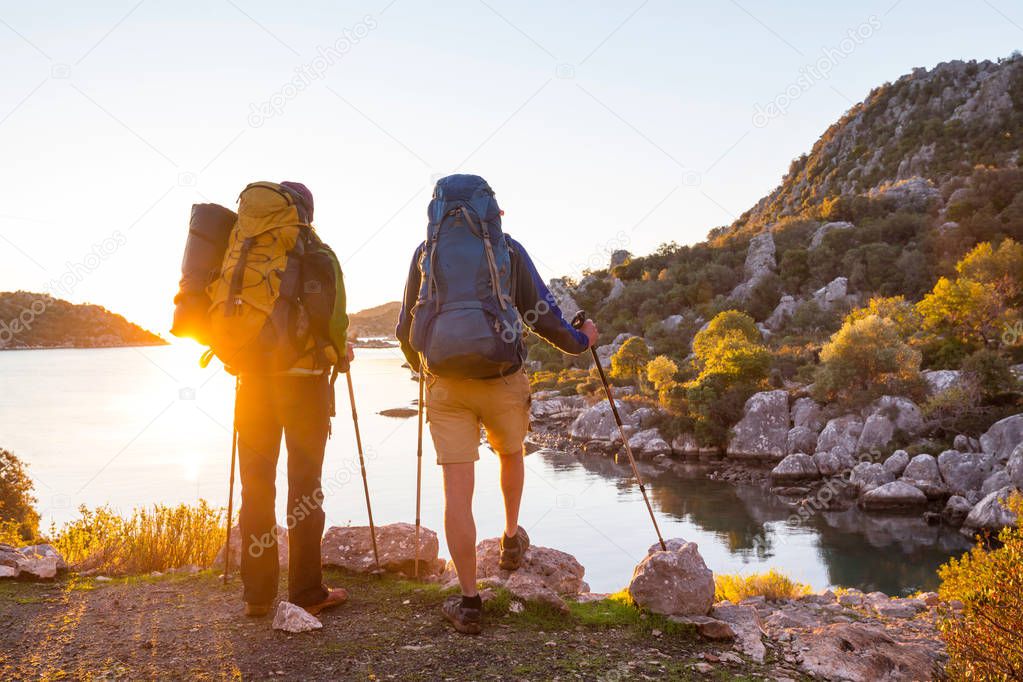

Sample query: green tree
[646,355,679,391]
[610,337,650,385]
[813,314,923,406]
[1,448,39,543]
[917,239,1023,348]
[691,310,761,364]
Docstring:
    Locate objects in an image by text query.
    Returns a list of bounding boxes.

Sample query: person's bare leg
[498,449,524,538]
[442,461,477,596]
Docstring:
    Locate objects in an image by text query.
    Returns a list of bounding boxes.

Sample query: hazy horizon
[2,1,1021,333]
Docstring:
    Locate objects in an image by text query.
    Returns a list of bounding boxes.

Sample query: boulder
[937,450,990,497]
[726,390,790,460]
[860,481,928,511]
[953,434,981,453]
[609,249,631,270]
[530,395,585,420]
[882,450,910,477]
[770,453,820,483]
[628,539,714,616]
[546,278,580,320]
[850,462,894,494]
[458,538,587,597]
[872,176,941,212]
[272,602,322,633]
[794,622,938,682]
[729,232,776,302]
[671,432,700,455]
[214,525,288,570]
[899,454,946,499]
[922,369,960,394]
[502,572,570,613]
[809,220,854,249]
[710,603,765,662]
[981,469,1011,495]
[764,295,799,331]
[659,314,685,332]
[606,278,625,301]
[569,400,637,441]
[813,447,856,477]
[667,615,735,640]
[857,414,895,455]
[791,397,824,433]
[942,496,973,525]
[812,276,856,310]
[961,486,1019,535]
[786,426,818,456]
[1008,442,1023,488]
[980,414,1023,464]
[816,415,863,455]
[865,396,925,437]
[628,428,671,456]
[0,544,61,580]
[322,523,443,577]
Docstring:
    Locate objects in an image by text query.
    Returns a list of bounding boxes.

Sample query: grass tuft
[52,501,225,575]
[714,569,811,603]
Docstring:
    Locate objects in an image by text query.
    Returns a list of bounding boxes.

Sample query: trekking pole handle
[571,310,587,330]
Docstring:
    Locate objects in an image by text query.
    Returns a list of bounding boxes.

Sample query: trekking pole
[414,368,425,578]
[572,311,667,551]
[223,377,240,585]
[346,370,381,573]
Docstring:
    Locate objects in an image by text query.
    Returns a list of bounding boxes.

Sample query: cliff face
[0,291,165,349]
[348,301,401,339]
[727,55,1023,238]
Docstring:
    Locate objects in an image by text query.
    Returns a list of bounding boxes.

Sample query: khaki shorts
[426,371,531,464]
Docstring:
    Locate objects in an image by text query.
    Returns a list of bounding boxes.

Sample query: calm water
[0,344,970,594]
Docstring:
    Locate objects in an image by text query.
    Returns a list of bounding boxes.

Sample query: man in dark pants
[233,181,351,617]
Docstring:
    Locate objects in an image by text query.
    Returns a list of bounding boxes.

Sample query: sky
[1,0,1021,334]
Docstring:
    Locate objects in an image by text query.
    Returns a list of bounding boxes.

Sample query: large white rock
[922,369,960,394]
[865,396,924,437]
[726,390,790,460]
[1008,442,1023,488]
[860,481,928,511]
[771,453,820,483]
[628,428,671,456]
[530,395,585,420]
[272,602,322,633]
[547,278,580,320]
[322,523,443,577]
[710,603,766,662]
[628,539,714,617]
[569,400,638,441]
[794,622,939,682]
[786,426,819,455]
[809,221,854,250]
[882,450,910,477]
[980,414,1023,464]
[729,232,776,301]
[937,450,991,497]
[850,462,894,494]
[764,295,799,331]
[900,454,947,499]
[857,414,895,455]
[814,447,856,477]
[791,397,824,433]
[961,486,1019,535]
[816,415,863,454]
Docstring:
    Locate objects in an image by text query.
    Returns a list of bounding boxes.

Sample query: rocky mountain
[0,291,164,350]
[348,301,401,339]
[723,54,1023,239]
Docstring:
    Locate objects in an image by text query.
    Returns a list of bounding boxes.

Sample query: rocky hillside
[348,301,400,339]
[726,54,1023,239]
[0,291,165,349]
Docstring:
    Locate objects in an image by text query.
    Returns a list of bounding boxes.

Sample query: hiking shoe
[244,603,271,618]
[499,526,530,571]
[442,595,482,635]
[302,587,349,616]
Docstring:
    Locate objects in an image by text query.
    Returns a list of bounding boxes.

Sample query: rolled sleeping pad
[171,203,237,343]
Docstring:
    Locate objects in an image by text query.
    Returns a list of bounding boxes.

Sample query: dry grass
[714,569,811,603]
[53,501,225,575]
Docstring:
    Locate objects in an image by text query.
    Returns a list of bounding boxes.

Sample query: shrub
[646,356,678,392]
[938,493,1023,680]
[54,502,225,575]
[610,337,650,386]
[714,569,811,603]
[813,314,923,407]
[0,448,39,543]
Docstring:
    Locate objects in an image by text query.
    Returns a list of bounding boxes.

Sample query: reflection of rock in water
[536,448,972,594]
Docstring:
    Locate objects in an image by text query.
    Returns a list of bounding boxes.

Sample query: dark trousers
[236,372,331,607]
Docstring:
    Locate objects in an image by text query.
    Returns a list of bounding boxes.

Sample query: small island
[0,291,166,350]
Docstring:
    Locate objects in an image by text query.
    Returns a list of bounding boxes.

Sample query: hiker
[175,181,353,618]
[395,174,598,634]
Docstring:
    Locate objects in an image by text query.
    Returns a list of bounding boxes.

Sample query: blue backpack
[409,174,524,378]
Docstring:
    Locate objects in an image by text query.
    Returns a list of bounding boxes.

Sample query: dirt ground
[0,569,800,681]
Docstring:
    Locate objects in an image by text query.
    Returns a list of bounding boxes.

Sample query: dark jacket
[396,236,589,372]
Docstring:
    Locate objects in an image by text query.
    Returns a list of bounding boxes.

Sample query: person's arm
[395,243,425,371]
[508,238,590,354]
